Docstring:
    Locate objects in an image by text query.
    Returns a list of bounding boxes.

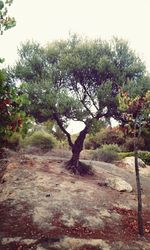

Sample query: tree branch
[81,82,99,111]
[53,112,74,148]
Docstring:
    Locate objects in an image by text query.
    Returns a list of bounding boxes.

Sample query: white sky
[0,0,150,133]
[0,0,150,69]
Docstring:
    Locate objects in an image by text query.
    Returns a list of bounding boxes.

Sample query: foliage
[92,144,121,162]
[85,124,148,151]
[14,37,146,124]
[117,77,150,236]
[118,151,134,159]
[27,119,67,142]
[11,35,147,169]
[141,127,150,151]
[43,120,54,134]
[118,151,150,165]
[84,128,106,149]
[85,126,125,149]
[6,132,22,149]
[0,0,16,35]
[117,78,150,125]
[0,68,32,146]
[101,127,125,146]
[138,151,150,165]
[23,130,57,151]
[88,120,107,135]
[0,0,29,147]
[122,136,145,152]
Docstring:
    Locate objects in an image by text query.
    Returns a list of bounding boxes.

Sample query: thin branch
[80,82,99,111]
[53,112,73,148]
[80,99,95,118]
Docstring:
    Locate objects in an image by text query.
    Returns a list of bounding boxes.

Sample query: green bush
[118,152,134,159]
[23,130,57,151]
[85,127,125,150]
[7,132,22,150]
[118,151,150,165]
[92,144,121,163]
[138,151,150,165]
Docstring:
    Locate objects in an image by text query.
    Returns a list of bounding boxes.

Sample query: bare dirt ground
[0,149,150,250]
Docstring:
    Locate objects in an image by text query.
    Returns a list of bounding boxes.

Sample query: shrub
[122,137,145,152]
[23,130,56,151]
[92,144,121,163]
[118,151,150,165]
[6,132,22,150]
[84,127,125,150]
[118,152,134,159]
[138,151,150,165]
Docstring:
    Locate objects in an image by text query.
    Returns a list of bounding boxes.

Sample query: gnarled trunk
[67,126,92,175]
[68,146,81,173]
[53,113,93,175]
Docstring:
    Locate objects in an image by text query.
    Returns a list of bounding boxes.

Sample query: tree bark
[134,122,144,236]
[53,112,92,175]
[67,125,91,175]
[68,147,81,173]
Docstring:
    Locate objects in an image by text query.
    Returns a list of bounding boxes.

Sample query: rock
[33,206,54,229]
[51,237,111,250]
[1,237,37,246]
[61,214,76,226]
[37,246,47,250]
[97,182,107,187]
[21,239,37,245]
[7,162,18,170]
[84,215,104,228]
[99,209,111,218]
[105,176,133,192]
[123,156,146,168]
[1,237,22,245]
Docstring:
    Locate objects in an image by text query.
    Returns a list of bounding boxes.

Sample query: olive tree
[13,36,146,174]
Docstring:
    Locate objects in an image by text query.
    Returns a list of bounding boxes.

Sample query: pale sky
[0,0,150,69]
[0,0,150,133]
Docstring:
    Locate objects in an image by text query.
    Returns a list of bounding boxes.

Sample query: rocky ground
[0,149,150,250]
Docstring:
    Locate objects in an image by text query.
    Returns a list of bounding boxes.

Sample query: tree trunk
[53,113,93,175]
[134,122,144,236]
[68,146,81,173]
[67,126,92,175]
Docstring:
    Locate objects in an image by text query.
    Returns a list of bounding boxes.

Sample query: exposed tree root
[66,160,94,176]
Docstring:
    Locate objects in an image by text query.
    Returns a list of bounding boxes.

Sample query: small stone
[45,194,50,197]
[100,209,111,218]
[97,182,107,187]
[21,239,37,245]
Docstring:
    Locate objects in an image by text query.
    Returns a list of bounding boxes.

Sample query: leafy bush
[23,130,56,151]
[85,127,125,150]
[6,132,22,150]
[118,151,150,165]
[138,151,150,165]
[92,144,121,163]
[118,152,134,159]
[122,137,145,152]
[141,128,150,151]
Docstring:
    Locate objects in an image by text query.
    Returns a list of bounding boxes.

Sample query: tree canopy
[12,35,148,173]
